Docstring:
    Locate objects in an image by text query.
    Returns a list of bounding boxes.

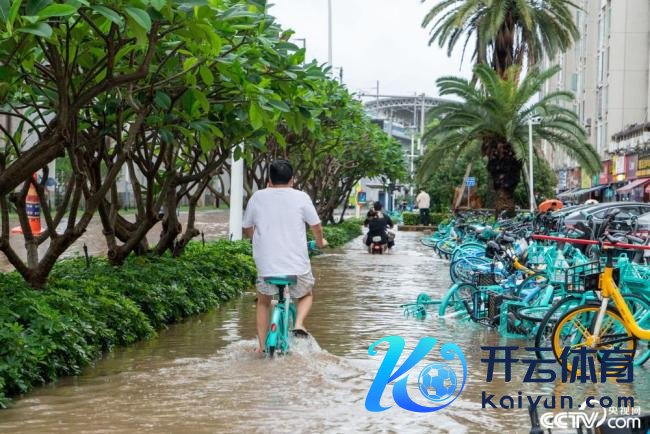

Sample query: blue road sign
[466,177,476,187]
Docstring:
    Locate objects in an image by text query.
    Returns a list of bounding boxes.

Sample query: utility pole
[327,0,333,67]
[419,94,426,155]
[375,81,380,117]
[228,144,244,241]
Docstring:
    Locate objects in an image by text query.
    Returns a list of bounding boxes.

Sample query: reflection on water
[0,210,230,272]
[0,232,647,433]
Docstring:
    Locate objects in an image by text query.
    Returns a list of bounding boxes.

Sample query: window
[571,73,578,92]
[598,51,604,83]
[597,88,603,119]
[596,121,607,152]
[598,11,605,47]
[605,4,611,42]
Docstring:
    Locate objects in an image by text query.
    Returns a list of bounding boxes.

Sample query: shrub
[309,218,363,247]
[402,212,420,226]
[401,212,449,226]
[429,212,449,226]
[0,240,255,407]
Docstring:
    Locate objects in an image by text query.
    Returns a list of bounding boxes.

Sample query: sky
[267,0,473,99]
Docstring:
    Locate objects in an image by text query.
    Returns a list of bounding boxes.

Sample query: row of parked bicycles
[403,202,650,371]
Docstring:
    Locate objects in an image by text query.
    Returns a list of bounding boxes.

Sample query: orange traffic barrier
[11,175,42,235]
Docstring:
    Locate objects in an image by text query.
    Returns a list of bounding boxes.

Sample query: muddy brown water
[0,210,230,272]
[0,231,647,433]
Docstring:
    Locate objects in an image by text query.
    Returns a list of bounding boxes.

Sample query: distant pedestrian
[415,188,431,225]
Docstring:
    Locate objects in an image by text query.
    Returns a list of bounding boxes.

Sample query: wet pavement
[0,210,230,272]
[0,231,647,433]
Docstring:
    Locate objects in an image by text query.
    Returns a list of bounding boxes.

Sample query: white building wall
[542,0,650,187]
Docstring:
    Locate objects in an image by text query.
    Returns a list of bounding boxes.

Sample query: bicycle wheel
[439,283,474,316]
[514,272,552,306]
[551,303,637,372]
[534,295,586,359]
[280,304,297,353]
[450,257,490,283]
[450,242,485,263]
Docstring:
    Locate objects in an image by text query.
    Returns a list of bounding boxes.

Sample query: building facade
[542,0,650,203]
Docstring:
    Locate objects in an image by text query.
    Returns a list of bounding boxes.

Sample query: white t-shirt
[416,191,431,209]
[242,187,321,277]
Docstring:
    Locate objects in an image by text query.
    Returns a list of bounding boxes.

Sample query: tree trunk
[494,187,516,217]
[484,140,521,217]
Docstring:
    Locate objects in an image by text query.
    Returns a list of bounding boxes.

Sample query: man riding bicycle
[243,159,327,353]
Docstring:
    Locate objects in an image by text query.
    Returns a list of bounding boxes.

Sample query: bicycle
[264,275,298,357]
[550,236,650,370]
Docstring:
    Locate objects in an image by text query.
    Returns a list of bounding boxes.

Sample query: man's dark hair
[373,201,383,211]
[269,159,293,185]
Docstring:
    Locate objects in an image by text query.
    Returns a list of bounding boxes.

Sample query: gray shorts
[256,271,315,299]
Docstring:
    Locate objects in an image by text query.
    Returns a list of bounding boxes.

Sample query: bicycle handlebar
[532,234,650,250]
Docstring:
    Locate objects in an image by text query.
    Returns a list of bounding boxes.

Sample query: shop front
[616,177,650,202]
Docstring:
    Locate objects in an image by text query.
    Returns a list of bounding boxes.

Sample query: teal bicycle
[264,275,298,357]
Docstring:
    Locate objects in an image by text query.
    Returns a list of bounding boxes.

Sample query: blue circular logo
[417,362,457,402]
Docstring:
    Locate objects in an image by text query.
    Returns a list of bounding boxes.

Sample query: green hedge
[402,212,420,226]
[310,218,363,247]
[0,240,256,408]
[401,212,448,226]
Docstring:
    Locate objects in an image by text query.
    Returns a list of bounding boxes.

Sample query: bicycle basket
[527,243,548,266]
[472,272,501,286]
[468,291,517,327]
[564,261,603,293]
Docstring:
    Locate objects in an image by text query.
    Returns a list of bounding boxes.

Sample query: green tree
[418,139,557,210]
[422,0,580,75]
[419,64,599,214]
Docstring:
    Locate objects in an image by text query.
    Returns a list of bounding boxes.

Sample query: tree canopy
[419,64,599,214]
[0,0,404,286]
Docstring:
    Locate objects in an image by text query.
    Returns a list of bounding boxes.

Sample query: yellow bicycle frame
[599,266,650,340]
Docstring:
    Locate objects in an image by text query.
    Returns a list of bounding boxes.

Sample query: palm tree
[419,64,600,214]
[422,0,580,76]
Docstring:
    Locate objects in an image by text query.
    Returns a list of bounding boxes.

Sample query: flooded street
[0,210,230,272]
[0,231,647,433]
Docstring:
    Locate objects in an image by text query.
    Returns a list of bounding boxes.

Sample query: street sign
[466,177,476,187]
[356,191,367,205]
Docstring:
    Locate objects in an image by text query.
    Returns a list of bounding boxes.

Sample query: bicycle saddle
[264,276,298,286]
[605,234,626,244]
[626,234,646,244]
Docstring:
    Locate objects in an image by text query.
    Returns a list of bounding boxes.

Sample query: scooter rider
[363,202,395,249]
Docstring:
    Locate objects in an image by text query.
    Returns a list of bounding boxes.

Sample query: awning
[557,188,579,199]
[616,178,650,193]
[562,185,607,198]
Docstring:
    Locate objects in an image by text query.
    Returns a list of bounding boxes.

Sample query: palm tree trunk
[484,140,521,216]
[494,187,516,217]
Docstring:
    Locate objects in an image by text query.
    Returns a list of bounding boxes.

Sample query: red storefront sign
[599,160,612,184]
[626,154,638,179]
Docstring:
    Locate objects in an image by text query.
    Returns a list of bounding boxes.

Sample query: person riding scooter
[363,202,395,250]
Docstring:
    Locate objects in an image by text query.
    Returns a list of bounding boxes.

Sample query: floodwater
[0,210,230,272]
[0,232,647,433]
